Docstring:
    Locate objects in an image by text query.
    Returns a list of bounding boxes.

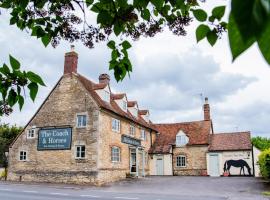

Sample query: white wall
[253,146,261,177]
[207,150,253,176]
[149,154,173,175]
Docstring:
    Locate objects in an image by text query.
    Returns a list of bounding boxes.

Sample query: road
[0,176,269,200]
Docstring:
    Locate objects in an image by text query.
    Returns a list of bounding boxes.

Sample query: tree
[0,0,269,116]
[252,136,270,151]
[0,124,22,168]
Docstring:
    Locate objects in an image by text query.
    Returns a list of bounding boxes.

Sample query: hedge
[259,149,270,178]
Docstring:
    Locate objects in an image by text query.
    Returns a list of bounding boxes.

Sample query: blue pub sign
[37,127,72,150]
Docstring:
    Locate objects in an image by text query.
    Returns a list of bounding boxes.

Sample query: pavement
[0,176,270,200]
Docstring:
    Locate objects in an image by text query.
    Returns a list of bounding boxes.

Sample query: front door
[130,149,137,174]
[156,156,164,175]
[209,154,220,176]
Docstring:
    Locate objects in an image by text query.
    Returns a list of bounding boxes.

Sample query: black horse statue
[223,159,252,176]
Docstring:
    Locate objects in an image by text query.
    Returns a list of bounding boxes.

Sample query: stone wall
[173,145,208,176]
[8,74,100,184]
[98,110,153,183]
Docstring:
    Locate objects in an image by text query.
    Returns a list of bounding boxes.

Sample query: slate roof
[149,120,212,154]
[77,74,156,131]
[208,132,252,151]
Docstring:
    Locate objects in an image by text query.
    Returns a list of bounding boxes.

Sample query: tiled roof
[77,74,156,131]
[139,110,149,115]
[127,101,137,107]
[149,120,212,154]
[208,132,251,151]
[111,93,125,100]
[92,82,107,90]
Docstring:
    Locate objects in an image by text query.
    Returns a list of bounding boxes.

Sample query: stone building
[7,49,158,185]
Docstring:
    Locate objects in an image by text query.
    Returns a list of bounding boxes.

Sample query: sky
[0,3,270,137]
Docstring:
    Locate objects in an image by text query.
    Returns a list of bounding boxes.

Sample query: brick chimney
[99,74,110,84]
[64,45,78,74]
[203,97,211,121]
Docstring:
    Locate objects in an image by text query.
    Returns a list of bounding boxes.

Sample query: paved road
[0,176,269,200]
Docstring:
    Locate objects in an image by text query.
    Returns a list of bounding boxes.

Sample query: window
[123,101,127,111]
[27,128,35,138]
[176,131,189,146]
[141,130,146,141]
[130,125,135,136]
[112,118,120,132]
[77,115,87,127]
[111,146,120,162]
[104,90,110,102]
[19,151,27,161]
[176,155,186,167]
[75,145,86,159]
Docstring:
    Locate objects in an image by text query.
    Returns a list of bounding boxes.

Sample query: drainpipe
[252,145,255,177]
[150,130,153,147]
[171,145,174,176]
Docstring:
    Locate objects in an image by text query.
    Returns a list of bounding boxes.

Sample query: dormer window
[123,101,127,111]
[176,131,189,147]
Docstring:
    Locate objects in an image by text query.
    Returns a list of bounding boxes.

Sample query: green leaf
[7,89,17,107]
[0,64,10,75]
[17,95,24,110]
[121,40,132,49]
[196,24,211,42]
[212,6,226,21]
[141,9,151,21]
[41,34,51,47]
[97,11,113,25]
[151,0,164,10]
[86,0,94,7]
[257,22,270,65]
[111,49,118,60]
[207,30,218,46]
[27,82,38,101]
[26,71,46,86]
[192,9,207,22]
[228,14,256,61]
[113,21,123,36]
[9,55,20,70]
[107,41,116,49]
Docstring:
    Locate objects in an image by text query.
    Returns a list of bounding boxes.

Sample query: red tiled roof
[149,120,212,153]
[208,132,251,151]
[77,74,156,131]
[92,82,107,90]
[139,110,149,115]
[111,93,126,100]
[127,101,137,107]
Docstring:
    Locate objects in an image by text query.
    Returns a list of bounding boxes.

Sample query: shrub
[252,137,270,151]
[0,168,7,179]
[258,149,270,178]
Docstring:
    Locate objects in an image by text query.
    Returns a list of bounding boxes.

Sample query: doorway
[156,156,164,175]
[130,148,137,174]
[209,154,220,176]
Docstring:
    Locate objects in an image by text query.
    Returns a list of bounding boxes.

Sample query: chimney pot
[64,49,78,74]
[99,73,110,84]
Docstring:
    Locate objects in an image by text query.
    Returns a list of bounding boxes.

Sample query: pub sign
[37,127,72,150]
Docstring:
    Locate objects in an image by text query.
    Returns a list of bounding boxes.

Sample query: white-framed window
[27,128,35,139]
[123,100,127,111]
[75,145,86,159]
[176,155,186,167]
[176,131,189,146]
[111,146,120,162]
[141,129,146,141]
[112,118,120,132]
[77,114,87,127]
[104,90,110,102]
[130,125,135,136]
[19,151,27,161]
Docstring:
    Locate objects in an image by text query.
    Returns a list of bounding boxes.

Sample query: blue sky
[0,3,270,137]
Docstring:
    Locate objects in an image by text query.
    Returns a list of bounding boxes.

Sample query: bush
[252,137,270,151]
[0,168,7,179]
[258,149,270,178]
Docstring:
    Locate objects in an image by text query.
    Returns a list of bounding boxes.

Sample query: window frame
[75,145,86,159]
[19,151,27,161]
[111,146,121,163]
[27,128,36,139]
[104,90,110,102]
[112,118,121,133]
[76,114,87,128]
[123,100,127,111]
[140,129,146,141]
[175,131,189,147]
[130,125,135,136]
[176,155,186,167]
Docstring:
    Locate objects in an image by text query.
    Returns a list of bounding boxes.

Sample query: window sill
[76,126,87,129]
[175,166,186,168]
[112,130,120,133]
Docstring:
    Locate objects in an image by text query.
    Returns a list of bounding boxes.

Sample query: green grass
[262,191,270,196]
